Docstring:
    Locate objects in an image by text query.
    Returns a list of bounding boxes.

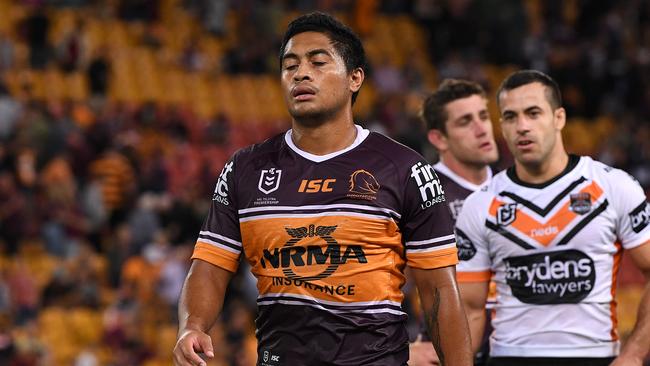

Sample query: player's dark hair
[421,79,486,134]
[497,70,562,110]
[280,12,366,105]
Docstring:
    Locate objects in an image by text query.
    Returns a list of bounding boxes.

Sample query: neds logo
[504,249,595,304]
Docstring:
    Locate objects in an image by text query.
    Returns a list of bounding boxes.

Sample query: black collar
[507,154,581,189]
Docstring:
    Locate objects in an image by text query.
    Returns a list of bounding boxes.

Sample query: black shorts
[487,357,615,366]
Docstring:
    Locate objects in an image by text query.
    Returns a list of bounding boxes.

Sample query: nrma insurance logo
[504,249,595,304]
[410,162,445,209]
[260,225,367,281]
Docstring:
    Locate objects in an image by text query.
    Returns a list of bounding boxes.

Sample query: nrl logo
[258,168,282,194]
[497,203,518,226]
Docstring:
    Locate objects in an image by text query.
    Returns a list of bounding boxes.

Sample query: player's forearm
[422,283,473,366]
[619,281,650,361]
[178,260,232,333]
[465,304,486,354]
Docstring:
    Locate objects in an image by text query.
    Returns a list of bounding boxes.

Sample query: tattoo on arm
[424,288,445,365]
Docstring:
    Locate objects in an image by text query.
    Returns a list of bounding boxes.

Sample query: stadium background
[0,0,649,365]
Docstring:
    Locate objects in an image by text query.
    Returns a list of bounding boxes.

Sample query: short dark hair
[279,12,367,105]
[497,70,562,110]
[421,79,486,134]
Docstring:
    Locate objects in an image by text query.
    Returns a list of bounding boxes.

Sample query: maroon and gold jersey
[192,126,457,366]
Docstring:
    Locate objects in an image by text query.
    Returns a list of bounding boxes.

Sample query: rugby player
[410,79,499,366]
[173,12,472,366]
[456,70,650,366]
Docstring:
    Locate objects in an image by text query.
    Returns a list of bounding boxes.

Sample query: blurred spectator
[22,6,51,69]
[89,148,136,223]
[0,82,21,142]
[57,18,88,73]
[373,56,406,94]
[119,0,159,21]
[87,48,111,98]
[0,32,14,72]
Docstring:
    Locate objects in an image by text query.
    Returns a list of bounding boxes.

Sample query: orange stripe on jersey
[241,215,414,304]
[192,241,240,273]
[489,181,604,246]
[457,270,492,283]
[610,241,623,341]
[407,247,458,269]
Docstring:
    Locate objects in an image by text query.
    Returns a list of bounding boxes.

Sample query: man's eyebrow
[453,113,473,123]
[306,49,331,58]
[282,49,332,62]
[281,52,299,62]
[524,106,542,113]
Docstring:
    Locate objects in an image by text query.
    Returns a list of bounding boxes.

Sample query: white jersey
[456,155,650,358]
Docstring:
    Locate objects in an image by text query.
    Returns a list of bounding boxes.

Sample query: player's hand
[408,335,440,366]
[173,328,215,366]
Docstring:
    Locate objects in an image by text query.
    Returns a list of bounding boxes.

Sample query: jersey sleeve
[191,157,242,272]
[455,190,492,282]
[609,169,650,249]
[400,160,458,269]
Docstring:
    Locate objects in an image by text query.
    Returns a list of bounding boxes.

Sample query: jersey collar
[285,124,370,163]
[433,161,492,192]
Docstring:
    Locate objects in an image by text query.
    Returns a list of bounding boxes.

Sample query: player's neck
[516,149,569,185]
[439,155,490,186]
[290,114,357,156]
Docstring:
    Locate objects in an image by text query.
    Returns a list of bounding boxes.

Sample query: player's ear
[427,129,448,151]
[349,67,364,93]
[554,107,566,131]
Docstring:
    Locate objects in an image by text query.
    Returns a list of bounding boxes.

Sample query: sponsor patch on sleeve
[630,201,650,233]
[455,229,477,261]
[410,161,445,209]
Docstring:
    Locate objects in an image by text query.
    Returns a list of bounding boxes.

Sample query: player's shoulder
[582,156,641,189]
[230,132,286,166]
[365,132,426,167]
[463,173,500,209]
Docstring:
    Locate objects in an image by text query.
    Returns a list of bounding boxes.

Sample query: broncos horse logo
[349,169,380,194]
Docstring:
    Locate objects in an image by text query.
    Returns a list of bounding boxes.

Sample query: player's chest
[234,161,400,209]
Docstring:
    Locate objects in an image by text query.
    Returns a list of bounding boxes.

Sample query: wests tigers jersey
[456,155,650,357]
[192,126,458,366]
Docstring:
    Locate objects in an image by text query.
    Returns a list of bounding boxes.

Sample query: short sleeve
[610,169,650,249]
[455,190,492,282]
[400,160,458,269]
[192,157,243,272]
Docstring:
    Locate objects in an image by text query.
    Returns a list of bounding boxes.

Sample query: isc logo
[298,179,336,193]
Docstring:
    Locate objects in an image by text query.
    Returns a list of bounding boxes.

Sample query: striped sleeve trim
[456,270,492,283]
[405,234,456,253]
[192,242,240,273]
[407,247,458,269]
[406,241,457,254]
[197,231,242,253]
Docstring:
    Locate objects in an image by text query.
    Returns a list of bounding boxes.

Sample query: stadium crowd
[0,0,648,365]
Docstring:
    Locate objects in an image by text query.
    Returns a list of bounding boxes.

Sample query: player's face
[440,94,499,166]
[281,31,363,124]
[499,82,566,167]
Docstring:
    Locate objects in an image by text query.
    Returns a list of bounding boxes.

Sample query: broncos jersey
[455,155,650,358]
[192,125,458,366]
